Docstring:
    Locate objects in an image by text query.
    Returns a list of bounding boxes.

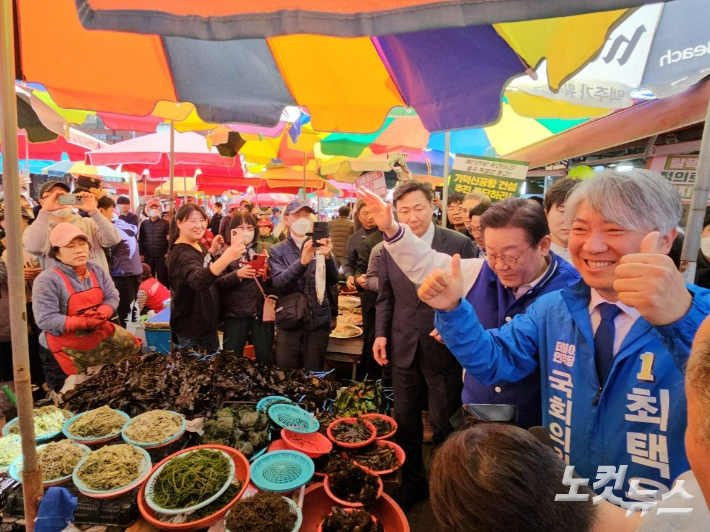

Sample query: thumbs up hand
[613,231,692,325]
[418,254,465,312]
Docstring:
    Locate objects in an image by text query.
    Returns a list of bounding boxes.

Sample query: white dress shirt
[589,288,641,355]
[550,241,573,265]
[512,257,552,299]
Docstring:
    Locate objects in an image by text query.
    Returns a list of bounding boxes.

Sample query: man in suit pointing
[373,180,476,512]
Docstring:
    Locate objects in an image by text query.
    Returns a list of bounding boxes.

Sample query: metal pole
[442,131,451,227]
[302,153,307,199]
[169,120,175,216]
[0,0,42,528]
[680,98,710,283]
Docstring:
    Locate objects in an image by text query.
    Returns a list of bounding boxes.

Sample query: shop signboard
[448,154,528,202]
[647,155,700,202]
[355,171,387,197]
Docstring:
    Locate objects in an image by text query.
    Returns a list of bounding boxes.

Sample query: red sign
[355,171,387,197]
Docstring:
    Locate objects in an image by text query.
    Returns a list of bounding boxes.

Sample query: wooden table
[326,336,363,380]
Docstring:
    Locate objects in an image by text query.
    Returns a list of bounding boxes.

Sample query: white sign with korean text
[355,171,387,197]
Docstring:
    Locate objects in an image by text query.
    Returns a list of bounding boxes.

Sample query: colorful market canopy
[16,0,635,133]
[73,0,652,39]
[43,160,125,181]
[2,130,106,161]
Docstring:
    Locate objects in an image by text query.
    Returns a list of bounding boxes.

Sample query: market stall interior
[4,0,710,531]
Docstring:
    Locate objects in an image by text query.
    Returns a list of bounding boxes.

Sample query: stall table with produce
[326,294,365,380]
[0,352,408,532]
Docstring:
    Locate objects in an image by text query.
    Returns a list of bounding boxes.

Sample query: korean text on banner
[356,171,387,197]
[448,154,529,202]
[647,155,703,203]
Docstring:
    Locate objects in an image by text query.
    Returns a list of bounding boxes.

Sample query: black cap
[39,180,70,199]
[117,196,131,205]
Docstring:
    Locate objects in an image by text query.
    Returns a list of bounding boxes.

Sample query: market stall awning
[73,0,652,39]
[504,79,710,169]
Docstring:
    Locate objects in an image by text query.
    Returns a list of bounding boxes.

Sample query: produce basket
[327,418,377,449]
[122,410,186,449]
[2,409,72,442]
[9,441,91,487]
[144,448,236,515]
[281,428,332,459]
[224,496,302,532]
[361,413,398,440]
[323,473,384,508]
[73,445,152,499]
[351,440,406,476]
[316,507,380,532]
[268,404,319,434]
[256,396,293,413]
[302,483,408,532]
[62,408,130,445]
[250,450,314,492]
[137,444,250,532]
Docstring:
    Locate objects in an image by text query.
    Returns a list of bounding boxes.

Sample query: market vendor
[32,223,142,383]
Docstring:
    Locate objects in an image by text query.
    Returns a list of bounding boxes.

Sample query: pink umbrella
[238,191,297,206]
[86,130,237,175]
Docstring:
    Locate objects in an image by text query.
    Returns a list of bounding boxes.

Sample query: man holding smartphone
[23,180,121,275]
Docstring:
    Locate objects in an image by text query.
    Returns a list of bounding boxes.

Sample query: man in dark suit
[374,180,475,512]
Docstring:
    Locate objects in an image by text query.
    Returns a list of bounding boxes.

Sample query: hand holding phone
[58,194,84,206]
[311,221,329,247]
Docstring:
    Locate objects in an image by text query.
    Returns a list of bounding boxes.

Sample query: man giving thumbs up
[422,169,710,501]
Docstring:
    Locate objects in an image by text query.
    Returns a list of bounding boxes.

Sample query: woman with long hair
[219,213,274,364]
[166,203,245,352]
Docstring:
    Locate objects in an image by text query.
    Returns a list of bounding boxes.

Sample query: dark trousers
[38,344,67,392]
[176,332,220,353]
[357,290,380,380]
[275,325,330,372]
[113,275,141,328]
[391,344,463,483]
[144,255,168,288]
[223,317,274,365]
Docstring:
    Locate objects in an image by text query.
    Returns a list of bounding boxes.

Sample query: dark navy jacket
[463,252,580,428]
[269,236,339,330]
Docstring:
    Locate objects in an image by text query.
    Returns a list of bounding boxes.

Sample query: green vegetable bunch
[333,381,385,418]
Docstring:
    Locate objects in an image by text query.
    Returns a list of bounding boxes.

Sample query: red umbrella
[86,130,239,175]
[2,130,107,161]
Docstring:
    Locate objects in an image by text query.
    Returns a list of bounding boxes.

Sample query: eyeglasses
[468,225,482,235]
[447,205,467,213]
[486,245,532,267]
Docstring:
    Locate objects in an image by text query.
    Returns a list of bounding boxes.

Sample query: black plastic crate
[6,484,139,528]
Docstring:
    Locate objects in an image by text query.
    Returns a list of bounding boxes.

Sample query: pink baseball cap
[49,222,90,248]
[146,200,161,209]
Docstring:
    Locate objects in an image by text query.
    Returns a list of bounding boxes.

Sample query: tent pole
[442,131,451,228]
[303,153,307,199]
[0,0,42,529]
[169,120,175,216]
[680,97,710,283]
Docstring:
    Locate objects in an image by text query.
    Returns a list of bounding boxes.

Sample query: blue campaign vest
[463,252,580,428]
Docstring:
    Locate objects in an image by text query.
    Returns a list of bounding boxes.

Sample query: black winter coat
[139,218,170,257]
[219,243,273,320]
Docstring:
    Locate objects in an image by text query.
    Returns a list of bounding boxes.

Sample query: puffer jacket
[268,236,339,330]
[329,217,354,262]
[219,242,273,319]
[138,218,170,258]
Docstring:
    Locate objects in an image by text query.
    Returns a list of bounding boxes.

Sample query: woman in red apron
[32,223,141,376]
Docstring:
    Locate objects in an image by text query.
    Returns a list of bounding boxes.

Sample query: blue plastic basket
[268,404,319,434]
[63,409,130,445]
[9,441,91,487]
[256,396,293,413]
[250,450,314,492]
[121,411,186,449]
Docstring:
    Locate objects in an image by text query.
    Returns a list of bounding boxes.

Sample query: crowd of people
[2,167,710,527]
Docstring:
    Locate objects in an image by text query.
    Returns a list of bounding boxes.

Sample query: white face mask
[111,213,119,222]
[290,218,312,236]
[242,229,255,245]
[701,235,710,258]
[51,208,71,220]
[149,209,160,217]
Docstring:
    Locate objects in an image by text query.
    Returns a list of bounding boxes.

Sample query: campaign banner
[355,171,387,197]
[448,154,529,201]
[647,155,700,202]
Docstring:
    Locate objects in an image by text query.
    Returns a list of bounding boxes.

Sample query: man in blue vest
[395,169,710,499]
[359,191,580,429]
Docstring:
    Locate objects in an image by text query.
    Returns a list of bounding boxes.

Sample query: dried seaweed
[63,352,340,419]
[320,508,383,532]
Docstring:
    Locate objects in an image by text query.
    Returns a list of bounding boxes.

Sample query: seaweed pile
[225,492,297,532]
[63,352,340,419]
[201,406,269,458]
[327,462,380,505]
[320,508,383,532]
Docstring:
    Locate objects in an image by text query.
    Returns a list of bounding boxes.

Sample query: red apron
[140,277,170,313]
[45,269,116,375]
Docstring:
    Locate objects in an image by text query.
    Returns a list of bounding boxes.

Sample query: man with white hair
[363,169,710,499]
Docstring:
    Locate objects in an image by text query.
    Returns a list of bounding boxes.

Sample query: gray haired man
[407,169,710,499]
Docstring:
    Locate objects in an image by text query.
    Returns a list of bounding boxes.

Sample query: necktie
[594,303,622,385]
